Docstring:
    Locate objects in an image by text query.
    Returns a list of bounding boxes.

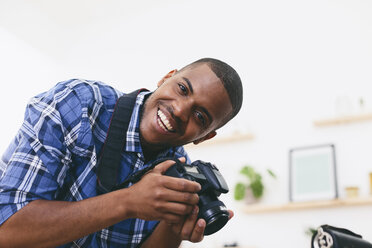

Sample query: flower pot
[245,187,259,204]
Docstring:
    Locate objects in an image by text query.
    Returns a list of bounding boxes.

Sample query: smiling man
[0,58,243,248]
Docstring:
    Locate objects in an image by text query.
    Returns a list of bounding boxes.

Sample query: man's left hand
[169,208,234,243]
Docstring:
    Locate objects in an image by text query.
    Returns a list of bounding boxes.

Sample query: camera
[165,159,230,236]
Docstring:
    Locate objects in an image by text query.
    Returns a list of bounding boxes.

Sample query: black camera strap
[96,89,149,194]
[113,157,178,191]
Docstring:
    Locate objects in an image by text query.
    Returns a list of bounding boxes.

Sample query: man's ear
[157,69,178,87]
[193,131,217,145]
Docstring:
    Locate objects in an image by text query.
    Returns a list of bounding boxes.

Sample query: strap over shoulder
[97,89,148,194]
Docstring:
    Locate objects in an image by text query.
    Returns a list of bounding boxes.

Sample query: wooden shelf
[243,197,372,214]
[313,112,372,127]
[184,132,254,149]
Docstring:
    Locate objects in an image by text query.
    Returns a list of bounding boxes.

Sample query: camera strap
[96,89,149,194]
[112,157,178,191]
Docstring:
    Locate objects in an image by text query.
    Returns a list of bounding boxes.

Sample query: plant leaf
[240,166,256,180]
[267,169,277,179]
[250,180,264,198]
[234,183,246,200]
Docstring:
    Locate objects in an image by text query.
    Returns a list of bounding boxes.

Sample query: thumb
[228,210,234,220]
[178,157,186,163]
[153,160,176,174]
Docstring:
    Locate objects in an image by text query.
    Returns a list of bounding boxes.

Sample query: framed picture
[289,144,338,202]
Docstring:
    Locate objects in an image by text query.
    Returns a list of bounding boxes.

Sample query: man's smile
[157,108,175,132]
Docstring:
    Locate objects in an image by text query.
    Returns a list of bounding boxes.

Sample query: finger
[190,218,205,243]
[228,210,234,220]
[178,157,186,163]
[158,201,195,216]
[153,160,177,174]
[160,189,199,205]
[180,206,199,240]
[163,177,201,193]
[161,213,184,224]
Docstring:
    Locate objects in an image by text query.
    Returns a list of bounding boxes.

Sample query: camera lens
[198,198,229,236]
[163,158,230,235]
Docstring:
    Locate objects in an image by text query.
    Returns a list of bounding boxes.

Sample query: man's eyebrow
[182,77,193,94]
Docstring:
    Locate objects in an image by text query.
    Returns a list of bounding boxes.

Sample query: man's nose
[173,99,193,122]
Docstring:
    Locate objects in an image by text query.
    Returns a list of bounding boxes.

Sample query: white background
[1,1,372,247]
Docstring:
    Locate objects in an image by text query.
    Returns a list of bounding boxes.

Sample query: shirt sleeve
[0,80,85,225]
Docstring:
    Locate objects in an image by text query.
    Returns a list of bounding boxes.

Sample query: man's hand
[138,157,235,247]
[125,158,201,223]
[170,208,234,243]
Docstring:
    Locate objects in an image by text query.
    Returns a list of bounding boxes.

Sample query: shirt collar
[125,91,151,154]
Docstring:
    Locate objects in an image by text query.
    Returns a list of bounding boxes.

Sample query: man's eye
[178,83,188,95]
[195,111,206,126]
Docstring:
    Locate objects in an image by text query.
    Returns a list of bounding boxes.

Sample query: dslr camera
[165,159,230,235]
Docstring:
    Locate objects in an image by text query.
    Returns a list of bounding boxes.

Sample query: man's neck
[140,137,170,163]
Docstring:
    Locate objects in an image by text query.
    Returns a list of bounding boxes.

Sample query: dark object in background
[165,159,230,236]
[312,225,372,248]
[223,242,239,247]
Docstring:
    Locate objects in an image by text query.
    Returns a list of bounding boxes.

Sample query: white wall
[1,1,372,247]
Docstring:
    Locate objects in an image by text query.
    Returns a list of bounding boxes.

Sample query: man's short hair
[181,58,243,124]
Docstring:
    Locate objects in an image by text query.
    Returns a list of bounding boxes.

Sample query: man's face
[140,63,233,149]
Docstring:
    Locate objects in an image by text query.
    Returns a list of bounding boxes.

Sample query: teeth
[157,118,167,131]
[157,109,174,131]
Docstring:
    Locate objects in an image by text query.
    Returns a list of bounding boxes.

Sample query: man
[0,58,243,247]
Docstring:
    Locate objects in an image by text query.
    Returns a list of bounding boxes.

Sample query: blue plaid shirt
[0,79,189,247]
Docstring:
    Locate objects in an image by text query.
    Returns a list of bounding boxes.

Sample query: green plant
[234,165,276,201]
[305,227,317,237]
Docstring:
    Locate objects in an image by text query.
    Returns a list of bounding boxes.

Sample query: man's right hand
[124,159,201,224]
[0,159,201,248]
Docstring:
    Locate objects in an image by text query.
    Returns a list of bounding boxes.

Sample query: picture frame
[289,144,338,202]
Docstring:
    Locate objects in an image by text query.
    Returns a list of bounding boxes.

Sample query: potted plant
[234,165,276,203]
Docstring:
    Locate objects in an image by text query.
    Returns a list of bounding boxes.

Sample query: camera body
[165,159,229,235]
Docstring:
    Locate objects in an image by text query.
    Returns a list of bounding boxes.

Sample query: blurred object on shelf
[344,186,359,198]
[180,242,256,248]
[223,244,256,248]
[334,95,371,116]
[223,242,238,247]
[359,97,366,113]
